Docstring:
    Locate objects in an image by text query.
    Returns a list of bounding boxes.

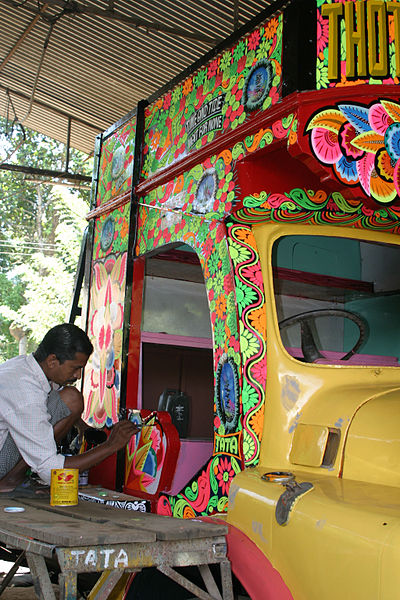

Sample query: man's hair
[34,323,93,364]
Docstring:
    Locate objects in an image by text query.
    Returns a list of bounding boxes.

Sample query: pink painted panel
[141,331,213,349]
[167,439,213,495]
[287,347,398,367]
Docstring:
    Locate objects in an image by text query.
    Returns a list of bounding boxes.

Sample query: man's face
[50,352,89,386]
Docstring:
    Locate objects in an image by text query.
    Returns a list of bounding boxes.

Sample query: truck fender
[226,523,293,600]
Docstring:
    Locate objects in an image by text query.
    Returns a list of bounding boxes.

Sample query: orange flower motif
[150,130,162,151]
[248,306,266,338]
[120,220,129,239]
[250,406,264,440]
[265,17,279,39]
[215,294,227,319]
[234,228,253,244]
[182,77,193,97]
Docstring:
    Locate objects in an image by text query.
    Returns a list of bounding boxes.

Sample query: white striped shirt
[0,353,65,484]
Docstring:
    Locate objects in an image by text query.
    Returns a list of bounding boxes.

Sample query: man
[0,323,137,495]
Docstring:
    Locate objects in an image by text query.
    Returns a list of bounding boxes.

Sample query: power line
[0,240,57,248]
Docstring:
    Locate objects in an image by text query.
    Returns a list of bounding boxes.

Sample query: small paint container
[78,470,89,486]
[50,468,79,506]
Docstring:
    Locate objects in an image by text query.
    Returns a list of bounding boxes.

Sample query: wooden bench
[0,492,233,600]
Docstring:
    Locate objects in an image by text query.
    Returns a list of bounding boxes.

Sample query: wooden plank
[22,498,228,541]
[0,499,155,546]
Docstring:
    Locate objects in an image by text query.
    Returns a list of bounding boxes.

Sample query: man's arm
[63,420,138,471]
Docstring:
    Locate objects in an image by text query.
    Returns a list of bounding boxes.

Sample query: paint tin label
[50,468,79,506]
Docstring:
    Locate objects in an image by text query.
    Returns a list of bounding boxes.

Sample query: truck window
[272,235,400,366]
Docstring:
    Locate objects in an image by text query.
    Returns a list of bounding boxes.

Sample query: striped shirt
[0,353,65,484]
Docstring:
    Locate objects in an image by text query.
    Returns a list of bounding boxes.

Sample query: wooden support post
[26,552,57,600]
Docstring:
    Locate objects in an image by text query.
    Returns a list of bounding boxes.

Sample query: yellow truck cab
[79,1,400,597]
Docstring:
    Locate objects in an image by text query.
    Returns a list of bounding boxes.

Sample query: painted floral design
[96,119,136,206]
[93,204,130,260]
[236,187,400,232]
[216,457,236,496]
[83,252,127,427]
[125,415,166,494]
[307,100,400,204]
[142,14,283,178]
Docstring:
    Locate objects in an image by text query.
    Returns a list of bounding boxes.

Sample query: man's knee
[60,386,84,420]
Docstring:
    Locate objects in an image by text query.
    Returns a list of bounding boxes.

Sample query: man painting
[0,323,137,495]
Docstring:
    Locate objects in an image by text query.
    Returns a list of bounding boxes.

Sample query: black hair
[33,323,93,364]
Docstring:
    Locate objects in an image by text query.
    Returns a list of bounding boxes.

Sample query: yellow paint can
[50,468,79,506]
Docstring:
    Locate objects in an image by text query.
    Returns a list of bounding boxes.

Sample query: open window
[272,235,400,366]
[136,244,214,495]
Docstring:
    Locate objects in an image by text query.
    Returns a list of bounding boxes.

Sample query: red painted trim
[153,248,200,265]
[225,523,293,600]
[136,84,400,202]
[86,190,131,220]
[125,257,145,410]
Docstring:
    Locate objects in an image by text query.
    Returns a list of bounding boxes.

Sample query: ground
[0,560,59,599]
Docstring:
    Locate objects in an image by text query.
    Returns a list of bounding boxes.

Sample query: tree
[0,117,92,359]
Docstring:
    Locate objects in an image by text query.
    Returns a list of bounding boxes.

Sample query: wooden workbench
[0,493,233,600]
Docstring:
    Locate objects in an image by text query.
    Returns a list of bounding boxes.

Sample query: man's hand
[64,420,140,472]
[106,420,139,452]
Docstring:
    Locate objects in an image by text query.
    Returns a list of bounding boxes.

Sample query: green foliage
[0,118,92,359]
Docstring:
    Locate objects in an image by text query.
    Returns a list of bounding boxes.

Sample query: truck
[77,0,400,597]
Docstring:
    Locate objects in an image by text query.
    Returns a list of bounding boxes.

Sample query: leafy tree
[0,118,92,359]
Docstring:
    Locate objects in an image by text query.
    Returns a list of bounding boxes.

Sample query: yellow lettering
[368,1,388,77]
[345,1,368,77]
[321,3,343,79]
[388,1,400,76]
[231,436,238,456]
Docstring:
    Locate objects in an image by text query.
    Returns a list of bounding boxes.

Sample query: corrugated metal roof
[0,0,273,154]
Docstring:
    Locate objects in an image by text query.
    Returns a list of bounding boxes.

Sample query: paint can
[50,468,79,506]
[79,470,89,486]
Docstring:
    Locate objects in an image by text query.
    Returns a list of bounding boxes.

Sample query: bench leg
[220,560,234,600]
[199,564,223,600]
[26,553,56,600]
[58,571,78,600]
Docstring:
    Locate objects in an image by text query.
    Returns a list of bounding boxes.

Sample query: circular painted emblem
[244,59,272,111]
[193,169,217,214]
[216,355,240,433]
[100,217,115,252]
[111,145,125,180]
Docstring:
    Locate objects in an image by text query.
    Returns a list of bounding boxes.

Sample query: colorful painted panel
[96,117,136,206]
[306,99,400,205]
[132,113,297,514]
[125,411,180,497]
[141,113,297,222]
[92,203,130,260]
[226,223,266,467]
[157,454,242,518]
[317,0,400,90]
[141,14,283,178]
[234,187,400,232]
[136,207,244,516]
[83,206,131,427]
